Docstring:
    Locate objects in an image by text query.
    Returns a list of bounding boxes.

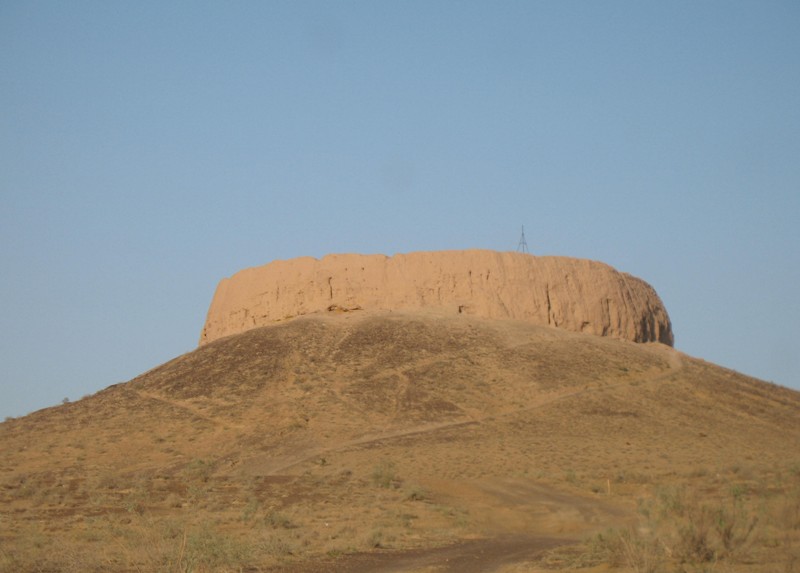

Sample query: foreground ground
[2,311,799,571]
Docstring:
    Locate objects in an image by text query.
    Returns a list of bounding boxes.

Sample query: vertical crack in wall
[545,283,552,325]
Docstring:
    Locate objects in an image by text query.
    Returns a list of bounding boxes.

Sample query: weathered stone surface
[199,250,673,346]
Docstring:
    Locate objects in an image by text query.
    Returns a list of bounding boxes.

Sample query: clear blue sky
[2,1,798,419]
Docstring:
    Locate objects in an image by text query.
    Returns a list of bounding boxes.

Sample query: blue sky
[1,1,798,419]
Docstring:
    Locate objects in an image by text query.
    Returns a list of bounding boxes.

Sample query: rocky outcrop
[199,250,673,346]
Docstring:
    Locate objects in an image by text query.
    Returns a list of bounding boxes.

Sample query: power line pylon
[517,225,529,254]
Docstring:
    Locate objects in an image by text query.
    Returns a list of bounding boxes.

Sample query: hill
[2,310,799,572]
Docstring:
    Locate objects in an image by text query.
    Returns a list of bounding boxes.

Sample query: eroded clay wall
[200,250,673,346]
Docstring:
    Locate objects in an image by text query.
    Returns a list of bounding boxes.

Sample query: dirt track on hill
[268,535,569,573]
[257,346,683,476]
[259,348,682,572]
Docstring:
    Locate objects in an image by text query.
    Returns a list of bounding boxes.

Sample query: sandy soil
[1,311,798,572]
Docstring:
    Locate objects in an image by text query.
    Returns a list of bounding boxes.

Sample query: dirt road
[267,535,570,573]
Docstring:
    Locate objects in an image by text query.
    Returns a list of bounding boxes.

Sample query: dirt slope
[1,311,798,572]
[200,250,673,346]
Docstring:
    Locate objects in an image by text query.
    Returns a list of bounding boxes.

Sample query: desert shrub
[583,481,767,571]
[656,484,687,518]
[260,534,294,557]
[783,483,800,531]
[713,497,758,558]
[366,529,384,548]
[99,518,254,573]
[404,484,428,501]
[617,528,663,573]
[565,469,578,485]
[182,526,252,571]
[661,489,758,564]
[240,498,259,522]
[264,510,295,529]
[583,529,626,567]
[672,504,716,564]
[184,458,214,482]
[372,460,399,489]
[585,528,663,573]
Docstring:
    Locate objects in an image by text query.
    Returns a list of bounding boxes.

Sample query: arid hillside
[2,310,799,572]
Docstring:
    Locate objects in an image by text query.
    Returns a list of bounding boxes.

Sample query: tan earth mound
[3,311,799,573]
[200,250,673,346]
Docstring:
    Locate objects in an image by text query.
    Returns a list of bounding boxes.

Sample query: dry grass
[1,311,799,572]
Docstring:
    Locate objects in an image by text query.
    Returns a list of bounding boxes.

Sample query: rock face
[200,250,673,346]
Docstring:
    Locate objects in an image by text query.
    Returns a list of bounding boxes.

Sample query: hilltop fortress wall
[200,250,673,346]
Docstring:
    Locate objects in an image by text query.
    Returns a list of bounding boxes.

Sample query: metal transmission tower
[517,226,529,253]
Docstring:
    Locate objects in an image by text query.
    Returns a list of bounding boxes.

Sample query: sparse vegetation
[264,510,294,529]
[404,484,428,501]
[366,528,384,548]
[2,313,799,572]
[561,469,797,573]
[372,460,400,489]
